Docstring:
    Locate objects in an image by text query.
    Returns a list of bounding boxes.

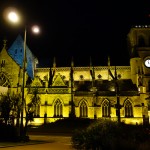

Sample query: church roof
[74,79,138,96]
[7,35,35,79]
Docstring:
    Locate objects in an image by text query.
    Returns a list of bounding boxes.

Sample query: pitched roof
[7,35,35,79]
[74,79,138,96]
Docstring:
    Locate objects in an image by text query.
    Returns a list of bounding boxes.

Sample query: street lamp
[21,25,40,138]
[6,8,40,138]
[114,66,121,123]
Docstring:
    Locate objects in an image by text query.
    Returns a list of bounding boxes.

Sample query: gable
[31,76,43,87]
[7,35,36,79]
[52,73,66,86]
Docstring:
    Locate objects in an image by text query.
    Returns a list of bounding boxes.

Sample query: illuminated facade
[0,26,150,125]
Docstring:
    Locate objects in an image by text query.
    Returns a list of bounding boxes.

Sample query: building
[0,26,150,126]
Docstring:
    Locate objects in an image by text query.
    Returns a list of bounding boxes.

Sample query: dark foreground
[0,135,74,150]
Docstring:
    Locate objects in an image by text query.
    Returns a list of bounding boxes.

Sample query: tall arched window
[54,99,63,117]
[80,101,88,117]
[124,100,133,117]
[102,100,110,117]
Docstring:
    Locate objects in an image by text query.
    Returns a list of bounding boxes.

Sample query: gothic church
[0,26,150,126]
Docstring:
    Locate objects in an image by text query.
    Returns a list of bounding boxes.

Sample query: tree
[0,94,13,124]
[0,93,22,126]
[23,88,40,136]
[11,93,22,126]
[0,88,41,139]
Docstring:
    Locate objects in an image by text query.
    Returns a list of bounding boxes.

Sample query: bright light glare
[8,11,19,23]
[3,7,21,25]
[32,25,40,34]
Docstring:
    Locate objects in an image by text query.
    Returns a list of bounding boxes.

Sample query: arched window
[124,100,133,117]
[54,99,63,117]
[80,101,88,117]
[102,100,110,117]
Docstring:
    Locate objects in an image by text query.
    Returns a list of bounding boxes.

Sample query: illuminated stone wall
[0,40,22,88]
[35,66,131,82]
[1,28,150,126]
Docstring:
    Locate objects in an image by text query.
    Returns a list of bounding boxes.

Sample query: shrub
[71,119,150,150]
[28,118,94,134]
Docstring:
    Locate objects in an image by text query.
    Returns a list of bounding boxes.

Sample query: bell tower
[127,25,150,92]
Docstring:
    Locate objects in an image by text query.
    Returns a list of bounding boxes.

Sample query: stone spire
[53,57,56,68]
[3,39,7,49]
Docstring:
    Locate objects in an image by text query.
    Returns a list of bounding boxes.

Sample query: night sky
[0,0,150,67]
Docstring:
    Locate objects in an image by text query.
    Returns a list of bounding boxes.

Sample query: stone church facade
[0,26,150,126]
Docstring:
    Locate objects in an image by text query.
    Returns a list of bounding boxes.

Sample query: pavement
[0,140,51,148]
[0,135,73,149]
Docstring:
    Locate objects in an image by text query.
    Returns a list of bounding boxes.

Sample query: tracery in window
[54,99,63,117]
[102,99,110,117]
[124,100,133,117]
[80,101,88,117]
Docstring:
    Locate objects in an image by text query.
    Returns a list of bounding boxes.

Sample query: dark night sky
[0,0,150,67]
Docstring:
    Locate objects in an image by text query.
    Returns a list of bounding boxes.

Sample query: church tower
[127,25,150,93]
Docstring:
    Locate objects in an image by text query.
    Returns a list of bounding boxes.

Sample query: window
[124,100,133,117]
[54,99,63,117]
[97,74,102,79]
[1,60,5,67]
[80,75,84,80]
[80,101,88,117]
[102,100,110,117]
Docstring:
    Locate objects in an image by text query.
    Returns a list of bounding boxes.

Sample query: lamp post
[6,8,40,138]
[114,66,121,123]
[115,81,121,123]
[20,26,39,137]
[20,27,26,137]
